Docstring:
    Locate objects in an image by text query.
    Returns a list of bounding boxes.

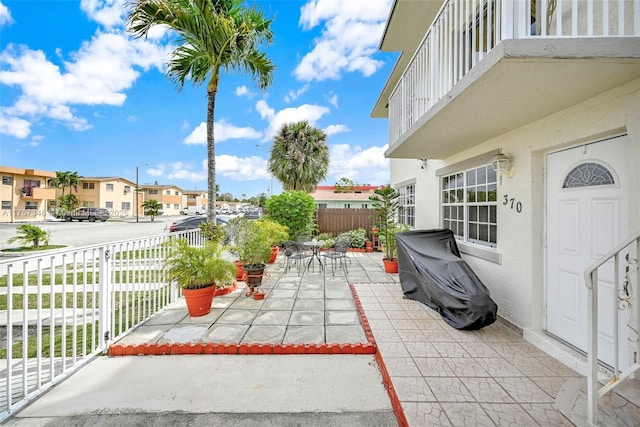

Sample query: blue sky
[0,0,397,199]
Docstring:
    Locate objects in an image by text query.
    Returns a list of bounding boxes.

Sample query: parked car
[168,215,230,232]
[64,207,110,222]
[179,206,207,215]
[243,210,261,220]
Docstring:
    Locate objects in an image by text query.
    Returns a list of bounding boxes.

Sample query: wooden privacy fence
[316,208,377,236]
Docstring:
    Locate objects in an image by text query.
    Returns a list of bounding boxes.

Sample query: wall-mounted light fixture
[491,151,512,184]
[418,159,428,170]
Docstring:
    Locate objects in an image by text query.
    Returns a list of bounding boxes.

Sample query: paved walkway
[7,251,631,426]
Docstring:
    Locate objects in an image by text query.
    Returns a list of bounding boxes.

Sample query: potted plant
[231,219,272,296]
[255,218,289,263]
[369,186,405,273]
[163,239,236,317]
[225,216,251,279]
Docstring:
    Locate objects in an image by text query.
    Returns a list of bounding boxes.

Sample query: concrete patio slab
[293,299,324,311]
[202,324,249,342]
[283,325,325,344]
[252,310,291,325]
[215,309,257,324]
[289,311,324,325]
[326,325,367,343]
[243,325,286,343]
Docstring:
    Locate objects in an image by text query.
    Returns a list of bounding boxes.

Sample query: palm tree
[8,224,50,249]
[268,121,329,192]
[126,0,275,225]
[48,171,83,197]
[142,199,163,221]
[48,171,83,215]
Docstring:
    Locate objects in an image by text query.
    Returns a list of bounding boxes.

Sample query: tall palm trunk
[207,83,217,225]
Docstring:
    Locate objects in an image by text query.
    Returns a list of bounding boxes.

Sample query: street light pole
[136,163,148,223]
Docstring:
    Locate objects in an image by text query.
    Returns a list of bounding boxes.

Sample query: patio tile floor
[113,251,593,426]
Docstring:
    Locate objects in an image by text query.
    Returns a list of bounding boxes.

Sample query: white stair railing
[584,230,640,426]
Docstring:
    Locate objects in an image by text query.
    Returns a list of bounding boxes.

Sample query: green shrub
[316,232,335,249]
[265,191,316,240]
[338,228,368,249]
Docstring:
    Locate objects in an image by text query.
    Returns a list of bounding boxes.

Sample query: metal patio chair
[322,238,351,276]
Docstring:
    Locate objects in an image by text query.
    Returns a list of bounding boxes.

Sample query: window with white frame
[2,201,11,209]
[398,184,415,228]
[124,185,131,193]
[149,189,158,195]
[25,201,38,210]
[2,176,12,185]
[165,190,171,195]
[106,183,114,191]
[106,201,113,208]
[82,182,95,190]
[121,202,131,210]
[173,204,179,209]
[441,164,497,248]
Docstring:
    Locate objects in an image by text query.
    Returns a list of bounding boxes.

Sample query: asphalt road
[0,216,184,251]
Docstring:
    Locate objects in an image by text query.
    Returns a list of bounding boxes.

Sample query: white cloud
[80,0,125,28]
[284,84,310,103]
[0,31,167,137]
[235,85,252,97]
[183,120,263,145]
[329,143,390,185]
[151,155,270,184]
[256,99,330,142]
[295,0,392,81]
[28,135,44,147]
[217,154,271,181]
[0,1,13,26]
[0,110,30,138]
[324,124,349,136]
[127,115,137,122]
[326,92,339,108]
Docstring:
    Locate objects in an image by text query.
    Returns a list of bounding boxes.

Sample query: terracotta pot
[382,258,398,274]
[252,291,265,300]
[181,286,215,317]
[365,242,373,252]
[234,260,246,280]
[268,246,278,264]
[213,280,237,297]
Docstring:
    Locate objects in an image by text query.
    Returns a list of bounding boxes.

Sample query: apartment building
[0,166,57,223]
[374,0,640,375]
[309,185,380,209]
[57,176,138,219]
[141,184,184,216]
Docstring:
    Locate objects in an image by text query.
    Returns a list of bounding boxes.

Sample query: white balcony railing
[585,231,640,426]
[0,229,203,421]
[388,0,640,146]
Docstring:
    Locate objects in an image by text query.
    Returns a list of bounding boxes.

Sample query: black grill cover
[397,229,497,330]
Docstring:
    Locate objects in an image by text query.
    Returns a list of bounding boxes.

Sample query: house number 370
[503,195,523,213]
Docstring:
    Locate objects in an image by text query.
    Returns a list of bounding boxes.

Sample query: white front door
[546,136,629,368]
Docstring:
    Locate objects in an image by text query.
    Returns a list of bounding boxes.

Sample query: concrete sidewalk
[6,354,397,426]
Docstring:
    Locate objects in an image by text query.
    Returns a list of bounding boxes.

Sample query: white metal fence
[0,229,202,421]
[388,0,640,145]
[585,231,640,426]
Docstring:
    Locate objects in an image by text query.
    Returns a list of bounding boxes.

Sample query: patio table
[303,240,324,272]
